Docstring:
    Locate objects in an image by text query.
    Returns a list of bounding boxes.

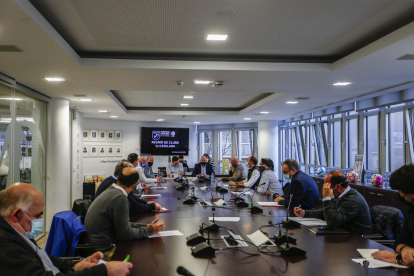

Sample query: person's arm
[49,255,108,275]
[279,180,305,207]
[137,167,156,183]
[166,164,171,175]
[128,194,156,214]
[243,170,259,188]
[179,163,183,175]
[256,175,270,194]
[222,167,242,181]
[111,197,153,240]
[303,208,325,220]
[395,212,414,250]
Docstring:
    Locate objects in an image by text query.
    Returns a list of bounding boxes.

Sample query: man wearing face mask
[144,156,155,178]
[256,158,283,195]
[127,153,148,189]
[192,156,215,178]
[372,164,414,267]
[274,159,319,209]
[229,156,261,189]
[136,156,162,183]
[167,156,183,177]
[179,155,189,172]
[218,156,247,182]
[294,171,372,235]
[84,167,165,261]
[0,183,133,275]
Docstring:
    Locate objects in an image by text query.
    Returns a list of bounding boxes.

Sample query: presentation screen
[140,127,189,156]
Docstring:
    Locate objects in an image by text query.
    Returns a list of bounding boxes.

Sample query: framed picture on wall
[99,130,106,142]
[83,146,89,157]
[90,145,98,157]
[115,130,122,142]
[115,145,122,157]
[107,145,114,157]
[99,145,106,157]
[83,129,90,142]
[107,130,114,142]
[90,130,98,142]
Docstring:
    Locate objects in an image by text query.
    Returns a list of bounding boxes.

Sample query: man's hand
[294,207,304,217]
[197,174,201,177]
[149,218,165,234]
[179,171,183,176]
[154,203,162,210]
[105,262,133,276]
[322,183,333,198]
[204,174,209,178]
[156,176,162,182]
[74,251,103,271]
[265,190,271,196]
[274,196,283,203]
[372,250,398,264]
[141,183,148,189]
[147,201,156,204]
[167,174,173,178]
[228,181,236,186]
[217,178,222,181]
[401,247,414,266]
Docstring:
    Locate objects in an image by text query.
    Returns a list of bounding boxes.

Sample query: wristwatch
[396,254,403,264]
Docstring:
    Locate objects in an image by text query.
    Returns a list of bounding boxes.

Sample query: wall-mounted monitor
[140,127,189,156]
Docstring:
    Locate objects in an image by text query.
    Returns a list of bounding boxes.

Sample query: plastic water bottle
[211,174,215,180]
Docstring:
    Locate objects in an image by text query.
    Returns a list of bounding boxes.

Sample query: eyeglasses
[282,170,291,174]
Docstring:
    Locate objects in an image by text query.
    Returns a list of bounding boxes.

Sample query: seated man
[0,182,132,275]
[166,156,183,177]
[256,158,284,196]
[229,156,261,189]
[179,155,190,172]
[192,156,215,178]
[127,153,148,189]
[136,156,162,183]
[144,156,155,178]
[84,167,165,261]
[294,171,373,235]
[373,164,414,267]
[274,159,319,209]
[218,156,247,182]
[95,160,161,213]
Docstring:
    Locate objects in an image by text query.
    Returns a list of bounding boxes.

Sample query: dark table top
[111,179,411,275]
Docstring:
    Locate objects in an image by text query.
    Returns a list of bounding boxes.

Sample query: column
[258,120,279,177]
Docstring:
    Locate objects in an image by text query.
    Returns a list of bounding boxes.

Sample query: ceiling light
[183,96,194,99]
[286,101,298,104]
[333,82,351,86]
[194,80,211,84]
[206,34,228,41]
[260,111,269,114]
[156,119,164,122]
[80,99,92,102]
[194,122,201,124]
[0,98,22,101]
[244,118,251,120]
[180,103,189,106]
[45,77,65,82]
[110,116,119,118]
[99,110,108,113]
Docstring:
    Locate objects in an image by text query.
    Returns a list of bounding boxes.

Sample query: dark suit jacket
[192,163,215,177]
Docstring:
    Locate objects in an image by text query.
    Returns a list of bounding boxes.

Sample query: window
[309,126,315,165]
[331,121,341,167]
[314,124,327,166]
[218,131,232,173]
[347,118,358,169]
[290,128,298,161]
[280,128,286,162]
[236,130,252,162]
[199,131,213,158]
[387,111,404,172]
[365,115,379,171]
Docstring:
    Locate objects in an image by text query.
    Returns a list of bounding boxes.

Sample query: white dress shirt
[166,162,183,175]
[135,165,157,183]
[111,183,128,196]
[242,169,260,188]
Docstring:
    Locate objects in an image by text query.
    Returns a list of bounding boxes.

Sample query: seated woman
[256,158,283,196]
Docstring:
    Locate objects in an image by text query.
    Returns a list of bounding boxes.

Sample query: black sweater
[0,216,107,276]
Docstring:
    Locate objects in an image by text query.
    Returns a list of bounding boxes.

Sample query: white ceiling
[0,0,413,125]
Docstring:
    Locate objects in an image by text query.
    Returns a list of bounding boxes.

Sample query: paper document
[148,230,184,238]
[98,259,107,265]
[257,202,282,207]
[141,194,162,197]
[209,217,240,222]
[232,191,253,196]
[247,230,276,247]
[357,249,379,259]
[200,186,209,191]
[285,217,321,221]
[352,258,408,269]
[215,199,228,206]
[298,220,327,226]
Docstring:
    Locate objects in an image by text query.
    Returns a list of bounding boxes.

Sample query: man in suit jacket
[192,156,215,177]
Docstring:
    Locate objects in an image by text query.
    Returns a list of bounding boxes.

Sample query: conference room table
[111,179,411,276]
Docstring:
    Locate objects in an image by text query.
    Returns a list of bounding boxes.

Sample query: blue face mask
[18,212,43,239]
[141,163,147,168]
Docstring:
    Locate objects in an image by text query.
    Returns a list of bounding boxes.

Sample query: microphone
[268,218,296,244]
[363,260,369,276]
[279,219,306,256]
[281,194,300,227]
[177,266,195,276]
[234,187,254,203]
[249,189,263,213]
[200,207,219,231]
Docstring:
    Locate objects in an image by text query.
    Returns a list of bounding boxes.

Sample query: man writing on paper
[0,183,133,275]
[372,164,414,267]
[192,156,215,178]
[229,156,261,189]
[294,171,372,235]
[167,156,183,177]
[218,156,247,182]
[85,167,165,261]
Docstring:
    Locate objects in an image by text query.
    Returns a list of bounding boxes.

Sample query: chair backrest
[370,205,405,240]
[72,198,91,224]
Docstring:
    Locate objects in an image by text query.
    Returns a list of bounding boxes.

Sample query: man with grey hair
[136,156,162,183]
[218,156,247,182]
[0,182,132,275]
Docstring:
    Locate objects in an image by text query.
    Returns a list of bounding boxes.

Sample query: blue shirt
[144,166,154,178]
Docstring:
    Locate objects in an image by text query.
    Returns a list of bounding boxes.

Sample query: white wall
[82,118,198,177]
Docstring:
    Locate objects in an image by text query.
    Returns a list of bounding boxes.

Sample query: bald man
[192,156,215,177]
[294,171,373,235]
[0,183,132,275]
[136,156,162,183]
[84,167,165,261]
[219,156,247,182]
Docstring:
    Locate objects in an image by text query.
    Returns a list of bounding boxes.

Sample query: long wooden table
[111,179,411,275]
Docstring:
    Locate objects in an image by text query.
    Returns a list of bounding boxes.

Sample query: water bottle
[211,173,215,180]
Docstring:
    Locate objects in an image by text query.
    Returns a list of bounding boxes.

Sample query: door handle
[377,194,384,197]
[369,192,376,195]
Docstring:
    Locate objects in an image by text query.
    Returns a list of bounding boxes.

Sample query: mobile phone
[317,226,335,230]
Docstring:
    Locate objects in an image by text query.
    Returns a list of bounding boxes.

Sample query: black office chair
[363,205,404,248]
[157,167,167,177]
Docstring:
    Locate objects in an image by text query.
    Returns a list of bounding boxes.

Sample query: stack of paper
[148,230,184,238]
[141,194,162,197]
[352,249,409,268]
[209,217,240,222]
[286,217,327,226]
[257,202,282,207]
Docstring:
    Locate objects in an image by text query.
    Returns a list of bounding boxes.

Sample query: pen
[123,255,130,262]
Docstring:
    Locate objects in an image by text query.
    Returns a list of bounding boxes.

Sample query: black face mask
[232,164,237,168]
[148,162,153,167]
[201,162,207,166]
[398,194,414,206]
[179,160,183,163]
[259,166,266,172]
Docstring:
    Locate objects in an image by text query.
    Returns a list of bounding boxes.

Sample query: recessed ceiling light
[194,80,211,84]
[80,99,92,102]
[286,101,298,104]
[206,34,228,41]
[260,111,270,114]
[180,103,189,106]
[333,82,351,86]
[99,110,108,113]
[156,119,164,121]
[45,77,65,82]
[110,116,119,118]
[244,118,251,120]
[194,122,201,124]
[0,98,22,101]
[183,96,194,99]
